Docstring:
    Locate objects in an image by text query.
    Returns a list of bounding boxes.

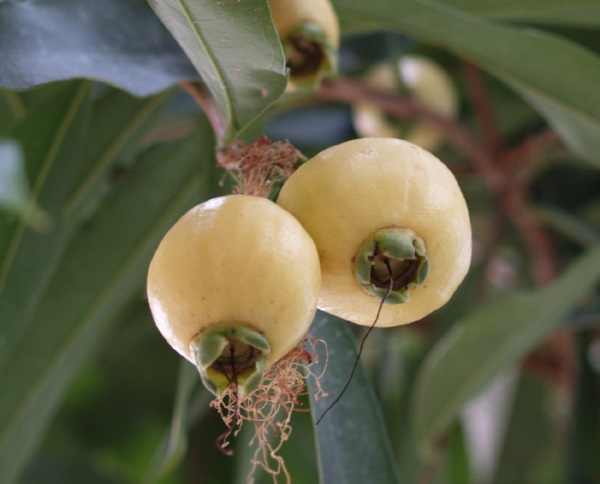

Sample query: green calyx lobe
[191,325,271,397]
[283,23,337,84]
[354,227,429,304]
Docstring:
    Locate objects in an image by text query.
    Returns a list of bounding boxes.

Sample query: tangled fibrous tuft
[211,335,328,484]
[219,135,305,198]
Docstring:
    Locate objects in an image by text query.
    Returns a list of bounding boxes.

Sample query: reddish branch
[318,78,506,193]
[179,81,227,141]
[500,129,559,171]
[461,61,502,155]
[502,184,559,285]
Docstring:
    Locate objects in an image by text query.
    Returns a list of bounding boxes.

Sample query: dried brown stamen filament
[315,264,394,425]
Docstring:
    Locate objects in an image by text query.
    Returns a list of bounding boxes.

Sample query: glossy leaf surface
[150,0,287,144]
[0,89,214,482]
[333,0,600,166]
[412,244,600,449]
[0,139,28,213]
[439,0,600,26]
[0,0,196,96]
[308,313,401,484]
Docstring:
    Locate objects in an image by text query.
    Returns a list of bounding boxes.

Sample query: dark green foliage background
[1,1,600,483]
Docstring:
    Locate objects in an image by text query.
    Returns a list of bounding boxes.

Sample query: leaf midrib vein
[0,172,202,454]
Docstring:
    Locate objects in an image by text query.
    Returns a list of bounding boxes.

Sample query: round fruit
[276,137,471,327]
[352,56,458,151]
[147,194,321,396]
[268,0,339,90]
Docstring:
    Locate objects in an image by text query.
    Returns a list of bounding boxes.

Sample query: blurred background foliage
[1,0,600,483]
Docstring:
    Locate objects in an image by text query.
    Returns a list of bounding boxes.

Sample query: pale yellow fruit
[268,0,339,89]
[269,0,339,49]
[277,138,471,327]
[147,194,321,394]
[352,56,459,151]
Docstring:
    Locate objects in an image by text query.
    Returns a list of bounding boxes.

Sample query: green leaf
[0,139,51,232]
[150,0,287,144]
[21,452,126,484]
[439,0,600,27]
[333,0,600,166]
[64,87,173,219]
[412,244,600,450]
[512,81,600,167]
[143,360,202,482]
[445,421,471,484]
[0,139,28,212]
[530,205,600,248]
[491,374,552,484]
[0,128,215,484]
[0,81,92,368]
[566,334,600,482]
[0,89,25,135]
[372,329,427,484]
[0,0,196,95]
[308,313,402,484]
[0,83,169,372]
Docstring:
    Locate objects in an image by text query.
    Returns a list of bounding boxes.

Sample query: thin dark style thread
[316,271,394,425]
[216,346,240,455]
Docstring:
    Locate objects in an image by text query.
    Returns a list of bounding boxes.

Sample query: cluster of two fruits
[146,138,472,397]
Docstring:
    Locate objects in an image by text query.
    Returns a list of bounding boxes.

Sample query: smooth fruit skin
[147,194,321,368]
[268,0,339,89]
[352,56,458,151]
[276,138,471,327]
[269,0,339,50]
